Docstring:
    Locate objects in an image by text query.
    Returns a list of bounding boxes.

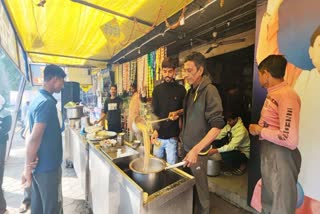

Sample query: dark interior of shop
[207,45,254,128]
[205,45,254,209]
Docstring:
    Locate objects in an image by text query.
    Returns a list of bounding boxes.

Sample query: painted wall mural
[251,0,320,213]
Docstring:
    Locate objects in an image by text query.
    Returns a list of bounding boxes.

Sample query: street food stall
[63,110,195,214]
[1,0,285,213]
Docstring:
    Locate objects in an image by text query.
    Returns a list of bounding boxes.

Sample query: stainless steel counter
[65,126,195,214]
[69,128,88,191]
[65,127,90,208]
[88,142,195,214]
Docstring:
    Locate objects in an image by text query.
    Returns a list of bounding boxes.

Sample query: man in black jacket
[0,95,12,214]
[170,52,225,214]
[151,57,186,164]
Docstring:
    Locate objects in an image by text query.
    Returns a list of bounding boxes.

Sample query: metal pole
[6,77,26,160]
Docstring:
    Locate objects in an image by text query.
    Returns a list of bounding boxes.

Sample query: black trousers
[213,138,248,169]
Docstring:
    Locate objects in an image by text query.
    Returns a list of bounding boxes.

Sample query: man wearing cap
[21,64,66,214]
[0,95,12,214]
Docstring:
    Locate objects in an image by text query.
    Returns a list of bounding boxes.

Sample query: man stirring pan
[169,52,225,214]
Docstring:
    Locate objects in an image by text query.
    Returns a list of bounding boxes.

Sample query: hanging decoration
[115,47,166,98]
[118,64,123,95]
[147,51,156,98]
[165,1,187,30]
[137,56,145,92]
[155,46,167,81]
[143,54,149,94]
[129,60,137,84]
[123,62,130,92]
[113,64,119,91]
[135,6,163,34]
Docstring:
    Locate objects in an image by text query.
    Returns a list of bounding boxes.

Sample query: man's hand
[21,157,39,188]
[21,168,32,188]
[151,130,159,144]
[267,0,284,16]
[183,147,200,167]
[249,124,263,136]
[168,111,179,121]
[208,148,218,156]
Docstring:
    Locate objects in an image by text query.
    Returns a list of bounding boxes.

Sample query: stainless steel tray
[100,145,139,163]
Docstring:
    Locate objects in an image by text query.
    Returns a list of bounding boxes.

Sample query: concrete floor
[3,129,87,214]
[208,170,248,198]
[207,164,256,213]
[210,193,251,214]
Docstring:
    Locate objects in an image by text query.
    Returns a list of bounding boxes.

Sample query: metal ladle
[148,117,170,124]
[164,161,201,170]
[164,161,186,170]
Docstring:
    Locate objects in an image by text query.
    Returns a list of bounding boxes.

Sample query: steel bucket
[207,159,221,176]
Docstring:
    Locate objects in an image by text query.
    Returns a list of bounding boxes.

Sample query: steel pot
[129,157,186,193]
[207,159,221,176]
[65,106,84,119]
[129,157,166,194]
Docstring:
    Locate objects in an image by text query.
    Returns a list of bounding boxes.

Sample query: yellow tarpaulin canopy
[4,0,192,67]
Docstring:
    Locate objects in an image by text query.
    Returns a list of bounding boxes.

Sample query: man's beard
[164,77,173,82]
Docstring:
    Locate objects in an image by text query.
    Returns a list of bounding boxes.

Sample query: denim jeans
[31,167,63,214]
[153,137,177,164]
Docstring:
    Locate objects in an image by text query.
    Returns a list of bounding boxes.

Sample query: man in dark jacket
[170,52,225,214]
[0,95,12,214]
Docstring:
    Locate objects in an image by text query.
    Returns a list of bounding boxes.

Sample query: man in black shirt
[95,85,123,133]
[151,57,186,164]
